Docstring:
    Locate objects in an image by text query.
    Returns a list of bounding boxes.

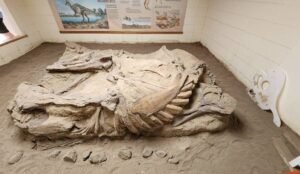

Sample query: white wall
[25,0,208,43]
[280,43,300,136]
[200,0,300,135]
[0,0,43,65]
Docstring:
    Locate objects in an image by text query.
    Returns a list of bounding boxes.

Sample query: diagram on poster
[49,0,187,33]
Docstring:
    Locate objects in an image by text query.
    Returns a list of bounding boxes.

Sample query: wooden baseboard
[0,35,28,47]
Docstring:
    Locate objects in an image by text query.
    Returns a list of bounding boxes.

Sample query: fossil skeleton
[8,43,237,139]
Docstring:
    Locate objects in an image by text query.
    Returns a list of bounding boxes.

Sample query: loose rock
[48,150,61,159]
[185,145,191,151]
[142,147,153,158]
[118,149,132,160]
[89,152,107,164]
[8,151,23,165]
[82,150,92,161]
[155,150,167,158]
[63,150,77,163]
[168,156,180,164]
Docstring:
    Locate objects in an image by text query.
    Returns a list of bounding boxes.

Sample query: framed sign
[49,0,187,34]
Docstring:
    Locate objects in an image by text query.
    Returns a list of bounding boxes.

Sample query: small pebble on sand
[8,151,24,165]
[142,147,153,158]
[82,150,92,161]
[167,156,180,164]
[63,150,77,163]
[48,150,61,159]
[155,150,167,158]
[89,152,107,164]
[118,149,132,160]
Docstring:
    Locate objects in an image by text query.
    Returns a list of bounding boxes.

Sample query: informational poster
[49,0,187,33]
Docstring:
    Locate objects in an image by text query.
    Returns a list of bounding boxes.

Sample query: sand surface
[0,43,288,174]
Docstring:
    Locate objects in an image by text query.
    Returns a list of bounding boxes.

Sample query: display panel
[49,0,187,34]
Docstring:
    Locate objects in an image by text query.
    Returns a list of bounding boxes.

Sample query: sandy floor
[0,43,289,174]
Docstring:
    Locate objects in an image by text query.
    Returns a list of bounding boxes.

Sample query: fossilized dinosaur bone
[8,43,237,139]
[46,42,122,73]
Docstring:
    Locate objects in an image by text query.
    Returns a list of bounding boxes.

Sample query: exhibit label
[49,0,187,33]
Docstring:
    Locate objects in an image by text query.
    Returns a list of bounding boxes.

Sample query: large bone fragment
[173,83,237,126]
[12,82,117,111]
[130,74,186,116]
[46,42,114,72]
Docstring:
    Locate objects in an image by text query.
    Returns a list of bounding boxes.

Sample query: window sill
[0,34,27,47]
